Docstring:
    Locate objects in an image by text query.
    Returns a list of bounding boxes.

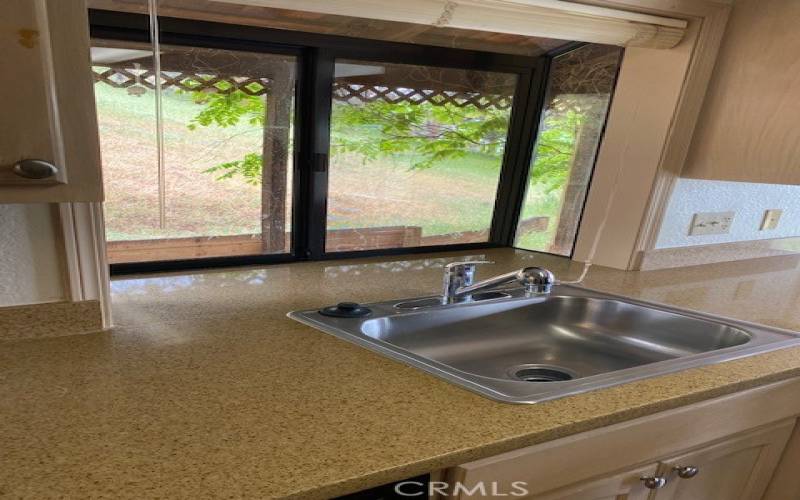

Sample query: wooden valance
[211,0,688,49]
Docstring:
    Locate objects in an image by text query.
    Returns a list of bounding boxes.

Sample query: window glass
[325,59,517,252]
[92,40,295,263]
[515,44,622,256]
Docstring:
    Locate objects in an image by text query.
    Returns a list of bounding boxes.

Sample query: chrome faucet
[442,261,556,304]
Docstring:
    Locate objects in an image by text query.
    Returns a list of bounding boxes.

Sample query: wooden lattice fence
[92,67,513,109]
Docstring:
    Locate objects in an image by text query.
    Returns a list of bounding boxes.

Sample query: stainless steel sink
[289,285,800,403]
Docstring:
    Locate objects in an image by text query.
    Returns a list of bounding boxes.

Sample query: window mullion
[295,48,334,260]
[490,58,550,246]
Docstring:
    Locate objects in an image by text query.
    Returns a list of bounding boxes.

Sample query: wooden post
[550,102,605,255]
[261,63,292,253]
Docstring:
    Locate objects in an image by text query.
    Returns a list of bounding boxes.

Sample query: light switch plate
[760,209,782,230]
[689,211,735,236]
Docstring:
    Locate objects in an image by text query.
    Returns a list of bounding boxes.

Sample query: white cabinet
[654,421,794,500]
[533,464,658,500]
[448,421,794,500]
[0,0,103,202]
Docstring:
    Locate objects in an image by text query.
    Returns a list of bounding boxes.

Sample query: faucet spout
[442,262,555,304]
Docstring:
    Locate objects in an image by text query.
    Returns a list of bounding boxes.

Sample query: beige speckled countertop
[3,249,800,499]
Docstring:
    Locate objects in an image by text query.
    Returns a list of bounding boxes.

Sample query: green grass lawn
[328,150,505,234]
[95,82,563,252]
[96,83,266,240]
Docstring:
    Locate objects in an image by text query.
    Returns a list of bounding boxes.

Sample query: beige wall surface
[0,204,65,306]
[681,0,800,184]
[650,0,800,256]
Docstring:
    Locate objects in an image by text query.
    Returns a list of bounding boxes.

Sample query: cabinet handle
[12,159,58,179]
[640,476,667,489]
[674,465,699,479]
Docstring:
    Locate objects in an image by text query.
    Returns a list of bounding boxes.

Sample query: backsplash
[0,204,64,306]
[656,179,800,249]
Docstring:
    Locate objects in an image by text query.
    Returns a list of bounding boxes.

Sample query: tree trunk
[261,65,292,253]
[550,105,604,255]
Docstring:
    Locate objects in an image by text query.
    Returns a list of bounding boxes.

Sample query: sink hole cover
[509,364,575,382]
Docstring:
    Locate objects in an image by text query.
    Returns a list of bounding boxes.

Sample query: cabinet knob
[640,476,667,489]
[12,159,58,179]
[674,465,699,479]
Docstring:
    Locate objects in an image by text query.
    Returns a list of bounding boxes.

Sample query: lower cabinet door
[531,464,659,500]
[653,419,795,500]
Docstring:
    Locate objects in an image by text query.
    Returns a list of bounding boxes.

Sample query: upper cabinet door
[0,0,103,203]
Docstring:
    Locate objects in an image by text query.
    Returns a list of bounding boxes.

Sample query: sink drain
[509,364,575,382]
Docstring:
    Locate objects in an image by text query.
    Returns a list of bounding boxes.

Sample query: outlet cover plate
[689,211,735,236]
[761,209,783,230]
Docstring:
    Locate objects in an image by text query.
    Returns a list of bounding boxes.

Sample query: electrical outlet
[689,211,735,236]
[760,209,782,230]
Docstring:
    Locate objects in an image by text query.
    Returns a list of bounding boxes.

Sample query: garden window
[88,8,621,272]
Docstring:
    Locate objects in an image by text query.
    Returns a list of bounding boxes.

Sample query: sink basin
[289,285,800,403]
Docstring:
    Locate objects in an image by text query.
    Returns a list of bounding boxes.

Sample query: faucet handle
[443,261,493,298]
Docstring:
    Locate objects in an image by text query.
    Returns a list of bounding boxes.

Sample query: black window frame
[89,10,553,275]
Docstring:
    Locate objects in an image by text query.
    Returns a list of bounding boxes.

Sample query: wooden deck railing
[106,217,549,264]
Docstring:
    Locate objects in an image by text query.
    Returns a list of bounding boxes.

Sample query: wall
[656,179,800,249]
[653,0,800,253]
[679,0,800,184]
[0,204,65,306]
